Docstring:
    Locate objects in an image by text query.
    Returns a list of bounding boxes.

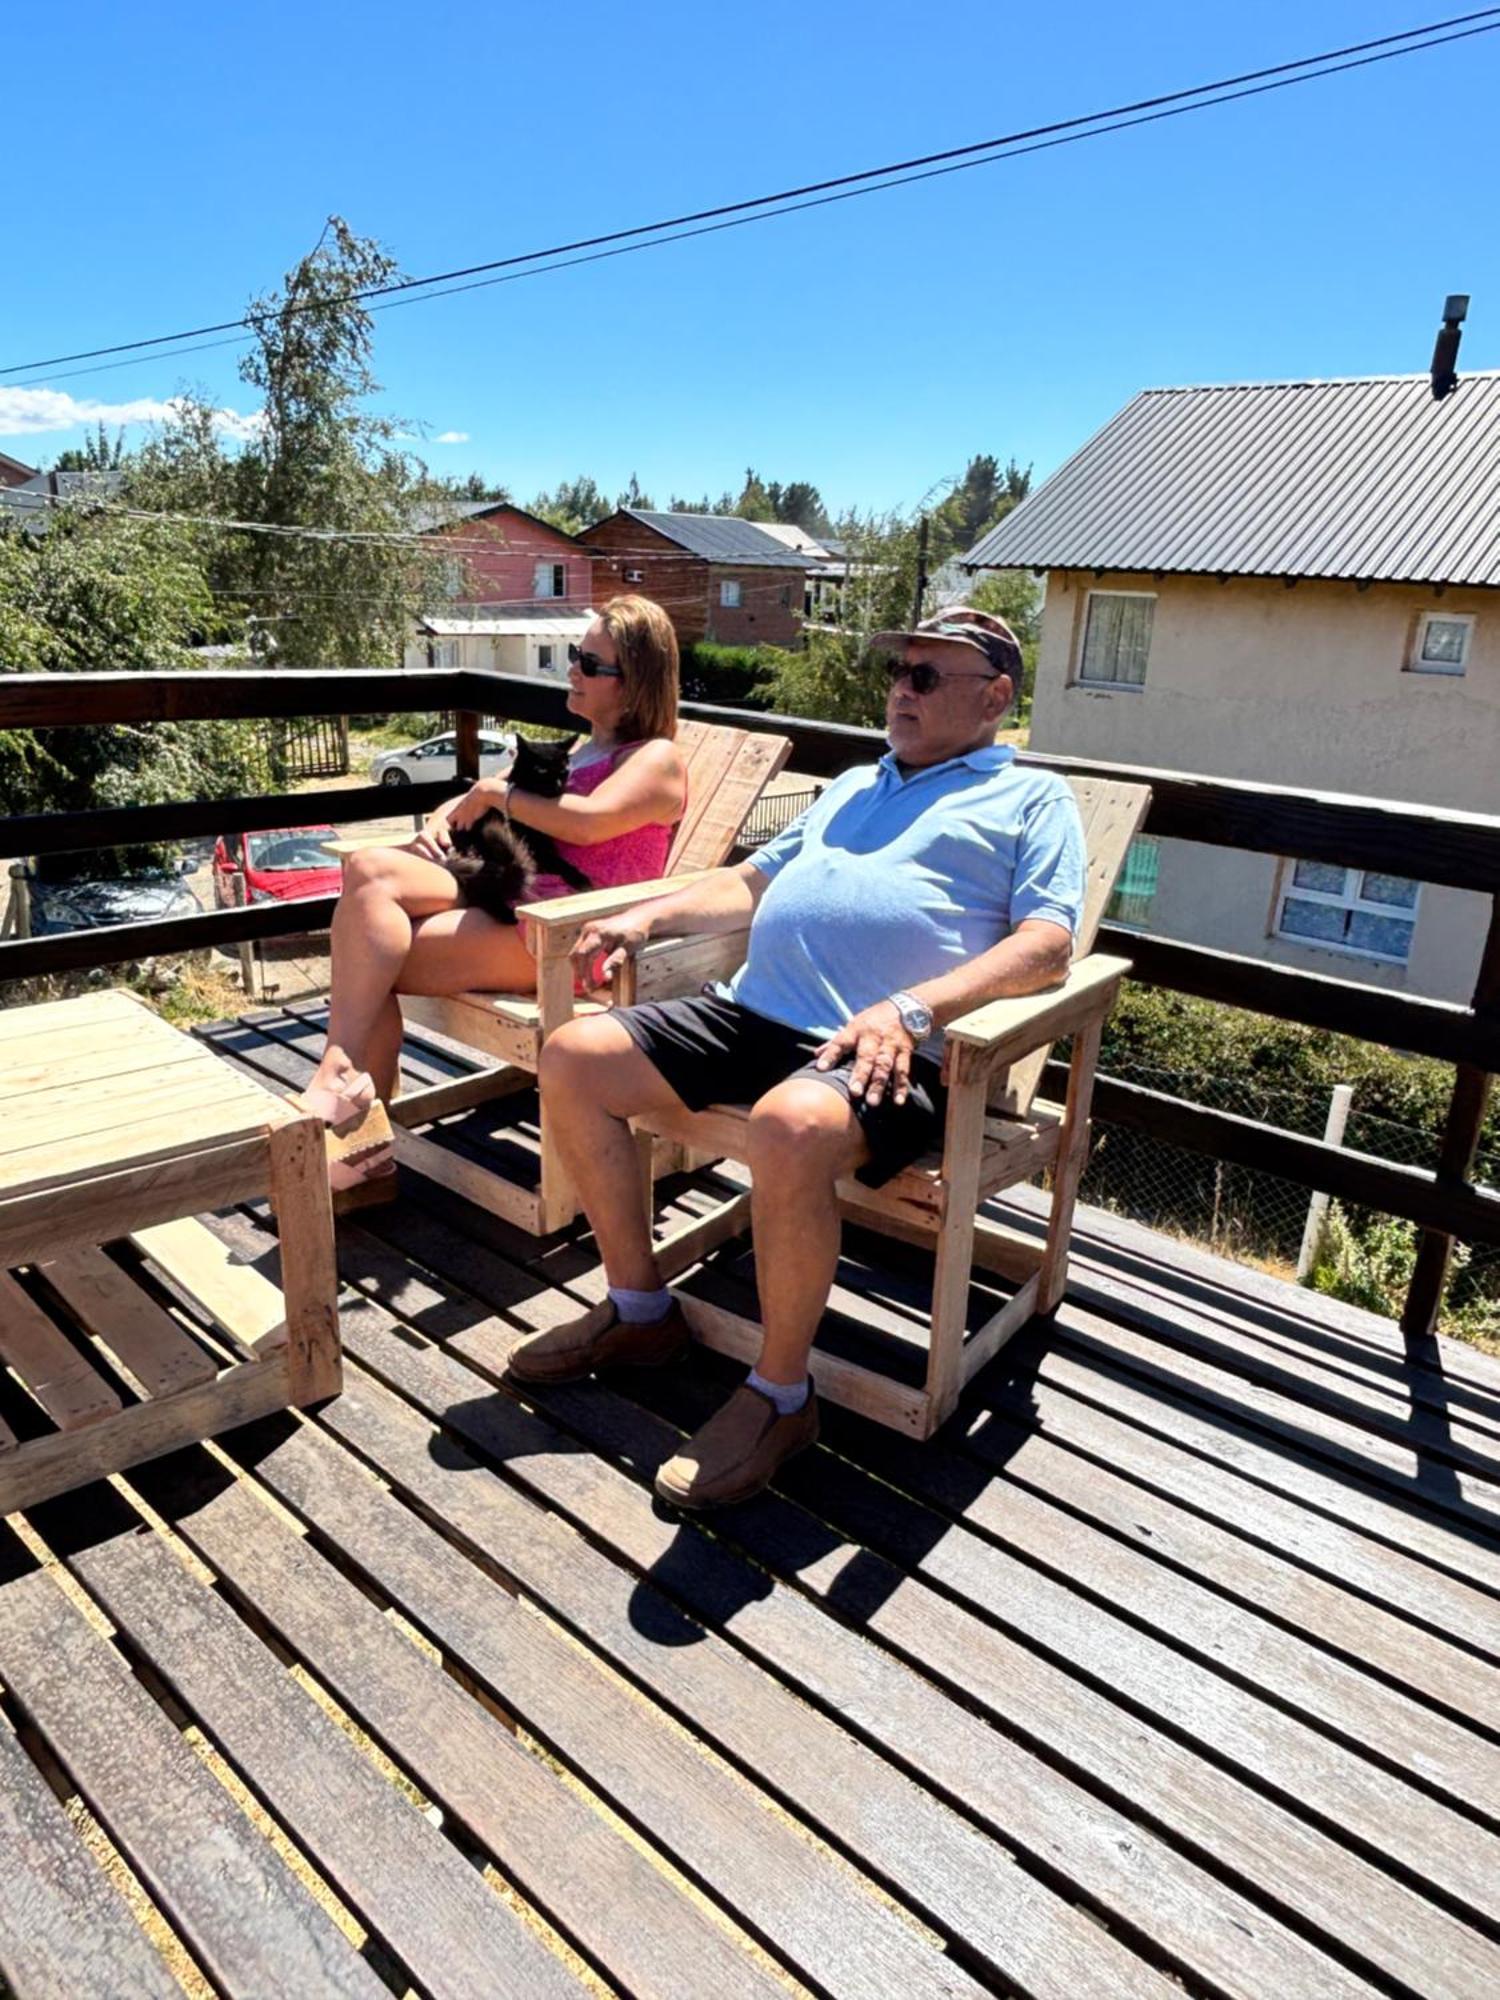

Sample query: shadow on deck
[1,1001,1498,2000]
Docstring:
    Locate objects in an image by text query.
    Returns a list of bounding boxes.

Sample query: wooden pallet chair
[328,720,791,1232]
[601,775,1151,1438]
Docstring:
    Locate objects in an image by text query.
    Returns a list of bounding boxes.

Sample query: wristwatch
[887,990,934,1038]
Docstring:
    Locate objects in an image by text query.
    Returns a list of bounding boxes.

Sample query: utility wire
[6,8,1496,380]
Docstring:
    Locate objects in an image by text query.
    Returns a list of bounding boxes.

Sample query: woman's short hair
[596,594,679,742]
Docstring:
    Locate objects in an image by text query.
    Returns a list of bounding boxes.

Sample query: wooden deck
[1,999,1498,1999]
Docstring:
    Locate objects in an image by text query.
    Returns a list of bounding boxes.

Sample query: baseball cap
[871,605,1022,679]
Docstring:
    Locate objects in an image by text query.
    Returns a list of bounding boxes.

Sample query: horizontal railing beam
[0,667,468,727]
[0,894,340,984]
[1042,1064,1500,1248]
[6,781,455,860]
[1103,926,1499,1071]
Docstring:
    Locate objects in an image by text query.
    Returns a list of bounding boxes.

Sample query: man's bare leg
[538,1014,691,1289]
[743,1078,868,1384]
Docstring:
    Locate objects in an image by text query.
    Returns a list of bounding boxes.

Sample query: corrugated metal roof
[620,510,813,567]
[964,372,1500,587]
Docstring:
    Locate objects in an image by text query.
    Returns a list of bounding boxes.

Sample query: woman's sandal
[289,1073,398,1213]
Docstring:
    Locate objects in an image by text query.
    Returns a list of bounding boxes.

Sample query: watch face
[898,996,932,1035]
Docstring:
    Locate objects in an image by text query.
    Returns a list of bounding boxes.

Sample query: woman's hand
[571,909,653,983]
[446,776,511,834]
[812,1000,916,1109]
[409,801,457,863]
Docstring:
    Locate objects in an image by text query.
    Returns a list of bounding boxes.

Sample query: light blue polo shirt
[725,744,1085,1048]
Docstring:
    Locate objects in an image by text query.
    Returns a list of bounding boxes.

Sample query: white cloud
[0,387,264,443]
[433,429,470,445]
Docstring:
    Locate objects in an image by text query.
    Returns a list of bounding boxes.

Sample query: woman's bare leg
[311,846,466,1098]
[395,905,538,999]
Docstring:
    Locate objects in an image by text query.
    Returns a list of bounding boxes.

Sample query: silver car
[370,728,515,787]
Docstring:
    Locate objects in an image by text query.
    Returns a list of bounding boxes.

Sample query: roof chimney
[1430,294,1469,401]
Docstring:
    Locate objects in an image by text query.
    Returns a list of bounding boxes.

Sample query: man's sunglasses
[568,643,624,679]
[884,658,1004,696]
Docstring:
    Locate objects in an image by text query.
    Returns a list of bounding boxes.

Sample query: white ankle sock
[608,1284,674,1325]
[747,1369,810,1415]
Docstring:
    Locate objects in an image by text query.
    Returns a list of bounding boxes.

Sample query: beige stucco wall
[1030,570,1498,1002]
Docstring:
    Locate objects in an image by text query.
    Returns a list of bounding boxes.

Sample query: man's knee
[746,1078,860,1180]
[539,1014,643,1111]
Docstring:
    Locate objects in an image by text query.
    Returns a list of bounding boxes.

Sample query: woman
[297,594,686,1198]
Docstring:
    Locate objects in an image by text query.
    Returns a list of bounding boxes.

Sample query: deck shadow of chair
[326,719,793,1237]
[620,774,1152,1440]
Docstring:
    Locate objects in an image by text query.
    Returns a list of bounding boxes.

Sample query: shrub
[677,642,784,709]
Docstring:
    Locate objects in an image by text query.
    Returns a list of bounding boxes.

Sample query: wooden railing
[2,665,1497,1343]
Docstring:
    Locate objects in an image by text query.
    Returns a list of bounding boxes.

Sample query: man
[517,606,1086,1506]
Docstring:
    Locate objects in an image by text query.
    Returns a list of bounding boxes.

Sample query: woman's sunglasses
[568,643,624,679]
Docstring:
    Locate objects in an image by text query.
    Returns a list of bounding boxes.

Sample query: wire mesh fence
[1077,1057,1499,1341]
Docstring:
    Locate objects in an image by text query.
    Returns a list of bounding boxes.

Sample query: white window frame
[532,560,567,600]
[1408,610,1473,676]
[624,566,645,584]
[719,579,742,609]
[1075,589,1155,688]
[1274,860,1421,966]
[536,641,556,676]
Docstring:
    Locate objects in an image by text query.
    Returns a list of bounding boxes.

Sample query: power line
[6,9,1496,382]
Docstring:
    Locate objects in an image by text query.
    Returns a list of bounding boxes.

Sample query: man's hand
[813,999,916,1108]
[447,776,510,833]
[571,908,653,983]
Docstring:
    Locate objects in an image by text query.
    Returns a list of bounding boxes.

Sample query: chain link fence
[1077,1057,1500,1341]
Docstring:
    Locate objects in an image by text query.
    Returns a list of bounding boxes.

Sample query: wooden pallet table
[0,990,338,1514]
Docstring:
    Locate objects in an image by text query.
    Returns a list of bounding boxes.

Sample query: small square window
[720,579,742,609]
[1275,860,1420,965]
[624,566,645,584]
[1409,612,1472,675]
[1077,592,1154,686]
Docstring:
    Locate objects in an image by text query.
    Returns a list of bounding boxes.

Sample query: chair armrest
[624,927,752,1004]
[943,953,1132,1078]
[519,873,708,957]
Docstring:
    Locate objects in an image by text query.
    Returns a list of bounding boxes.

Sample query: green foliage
[930,454,1031,565]
[1307,1204,1424,1316]
[529,474,608,536]
[129,215,444,670]
[0,508,269,875]
[616,473,655,511]
[759,510,927,727]
[677,642,783,708]
[52,423,126,472]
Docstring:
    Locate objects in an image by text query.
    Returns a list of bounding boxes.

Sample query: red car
[213,826,343,909]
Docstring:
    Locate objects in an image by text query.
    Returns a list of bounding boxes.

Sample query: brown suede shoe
[654,1384,819,1510]
[506,1297,691,1385]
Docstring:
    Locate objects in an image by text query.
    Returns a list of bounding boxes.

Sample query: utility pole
[912,515,930,626]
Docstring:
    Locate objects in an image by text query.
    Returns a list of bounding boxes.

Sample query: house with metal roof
[964,372,1500,1004]
[585,508,813,647]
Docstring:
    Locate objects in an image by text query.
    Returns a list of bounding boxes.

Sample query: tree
[52,423,126,473]
[616,472,655,511]
[931,454,1031,564]
[131,215,444,670]
[0,507,268,875]
[530,474,607,536]
[770,480,831,537]
[729,467,775,521]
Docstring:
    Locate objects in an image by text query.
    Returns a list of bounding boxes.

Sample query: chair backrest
[989,775,1153,1118]
[665,721,794,874]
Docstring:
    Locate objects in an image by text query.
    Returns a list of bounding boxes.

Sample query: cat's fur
[445,734,593,923]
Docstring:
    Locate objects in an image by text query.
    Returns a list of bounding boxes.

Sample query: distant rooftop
[964,372,1500,589]
[607,509,813,567]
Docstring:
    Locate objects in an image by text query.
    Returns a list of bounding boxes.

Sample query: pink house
[422,501,596,607]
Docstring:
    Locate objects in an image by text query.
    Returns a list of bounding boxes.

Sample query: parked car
[369,728,515,787]
[212,826,343,908]
[23,864,202,935]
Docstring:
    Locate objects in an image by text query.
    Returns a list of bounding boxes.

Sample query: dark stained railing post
[454,709,483,788]
[1401,898,1500,1346]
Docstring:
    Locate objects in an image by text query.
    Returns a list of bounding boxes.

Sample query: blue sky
[4,1,1496,514]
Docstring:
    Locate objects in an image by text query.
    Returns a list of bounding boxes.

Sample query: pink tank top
[527,740,678,902]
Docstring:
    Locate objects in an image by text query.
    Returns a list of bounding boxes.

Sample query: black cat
[445,733,594,923]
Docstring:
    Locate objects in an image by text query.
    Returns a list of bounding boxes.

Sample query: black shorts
[617,992,947,1188]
